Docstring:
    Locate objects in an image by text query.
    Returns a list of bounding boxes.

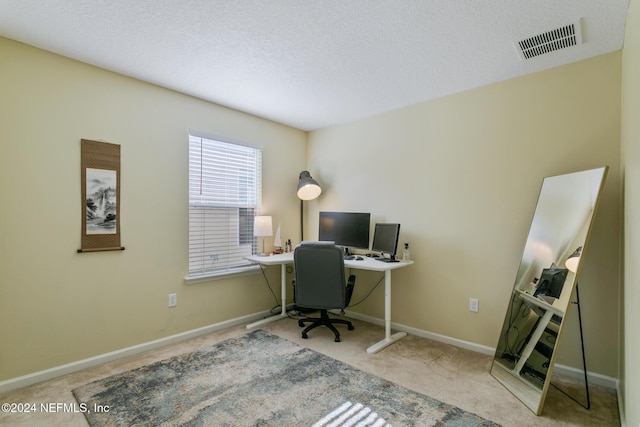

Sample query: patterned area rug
[73,330,499,426]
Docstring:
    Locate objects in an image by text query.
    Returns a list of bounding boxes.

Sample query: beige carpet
[0,317,620,426]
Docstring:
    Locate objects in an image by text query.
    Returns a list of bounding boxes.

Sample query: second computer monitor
[371,223,401,261]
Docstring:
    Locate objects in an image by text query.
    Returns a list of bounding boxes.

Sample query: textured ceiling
[0,0,630,131]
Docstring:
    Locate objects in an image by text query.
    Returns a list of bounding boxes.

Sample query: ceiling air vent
[515,20,582,60]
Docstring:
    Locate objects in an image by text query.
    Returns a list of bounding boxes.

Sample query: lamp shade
[253,216,273,237]
[297,170,322,200]
[565,246,582,273]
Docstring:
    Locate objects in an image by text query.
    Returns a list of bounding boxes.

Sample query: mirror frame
[490,166,608,415]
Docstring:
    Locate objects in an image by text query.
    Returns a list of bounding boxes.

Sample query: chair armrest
[345,274,356,307]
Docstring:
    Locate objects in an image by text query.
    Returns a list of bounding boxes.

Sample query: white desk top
[245,252,295,265]
[245,250,413,353]
[245,252,413,271]
[516,289,565,317]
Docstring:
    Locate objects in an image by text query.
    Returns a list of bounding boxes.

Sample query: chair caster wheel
[348,325,355,330]
[298,320,305,327]
[334,336,341,342]
[301,333,308,339]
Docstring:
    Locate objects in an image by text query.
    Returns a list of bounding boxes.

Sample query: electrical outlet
[469,298,479,313]
[168,293,177,307]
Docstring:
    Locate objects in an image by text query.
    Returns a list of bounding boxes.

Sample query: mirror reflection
[491,167,608,415]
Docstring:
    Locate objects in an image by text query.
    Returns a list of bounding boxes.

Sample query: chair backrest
[294,243,346,310]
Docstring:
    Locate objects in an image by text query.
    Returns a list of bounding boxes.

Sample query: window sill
[184,264,262,284]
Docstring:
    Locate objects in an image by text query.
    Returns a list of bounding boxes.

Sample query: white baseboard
[551,360,619,389]
[614,380,626,427]
[0,310,272,394]
[342,310,496,355]
[1,308,620,395]
[343,310,619,390]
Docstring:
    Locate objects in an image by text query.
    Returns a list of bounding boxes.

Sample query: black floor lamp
[558,246,591,410]
[297,171,321,242]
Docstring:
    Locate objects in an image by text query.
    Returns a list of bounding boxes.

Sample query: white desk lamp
[254,216,272,256]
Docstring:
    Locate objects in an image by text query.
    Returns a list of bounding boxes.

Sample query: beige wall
[308,52,622,378]
[0,38,307,381]
[0,33,625,394]
[621,1,640,425]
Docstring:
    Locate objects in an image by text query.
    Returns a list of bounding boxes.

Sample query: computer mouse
[355,256,364,261]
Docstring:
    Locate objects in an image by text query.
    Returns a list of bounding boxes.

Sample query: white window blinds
[188,133,262,277]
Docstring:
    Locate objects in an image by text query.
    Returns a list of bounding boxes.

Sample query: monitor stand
[343,247,356,260]
[376,255,399,263]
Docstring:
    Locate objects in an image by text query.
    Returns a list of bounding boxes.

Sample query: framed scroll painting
[79,139,124,252]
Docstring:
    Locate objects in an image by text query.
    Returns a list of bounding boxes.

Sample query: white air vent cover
[515,20,583,60]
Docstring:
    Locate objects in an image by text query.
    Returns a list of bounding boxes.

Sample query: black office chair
[294,243,355,342]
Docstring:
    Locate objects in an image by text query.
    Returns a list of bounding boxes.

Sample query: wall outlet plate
[469,298,479,313]
[168,293,177,307]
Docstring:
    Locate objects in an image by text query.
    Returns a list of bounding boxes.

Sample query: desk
[512,290,564,376]
[245,253,413,353]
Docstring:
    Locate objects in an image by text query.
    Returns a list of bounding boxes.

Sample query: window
[188,132,262,279]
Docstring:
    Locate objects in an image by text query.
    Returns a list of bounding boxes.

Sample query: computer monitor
[318,211,370,252]
[371,223,401,262]
[533,265,568,299]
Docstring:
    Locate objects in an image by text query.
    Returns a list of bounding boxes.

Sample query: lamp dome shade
[297,171,321,200]
[565,246,582,273]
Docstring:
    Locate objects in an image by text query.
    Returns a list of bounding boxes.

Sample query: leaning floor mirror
[490,166,608,415]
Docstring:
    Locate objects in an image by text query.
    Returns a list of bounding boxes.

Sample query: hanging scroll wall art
[78,139,124,253]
